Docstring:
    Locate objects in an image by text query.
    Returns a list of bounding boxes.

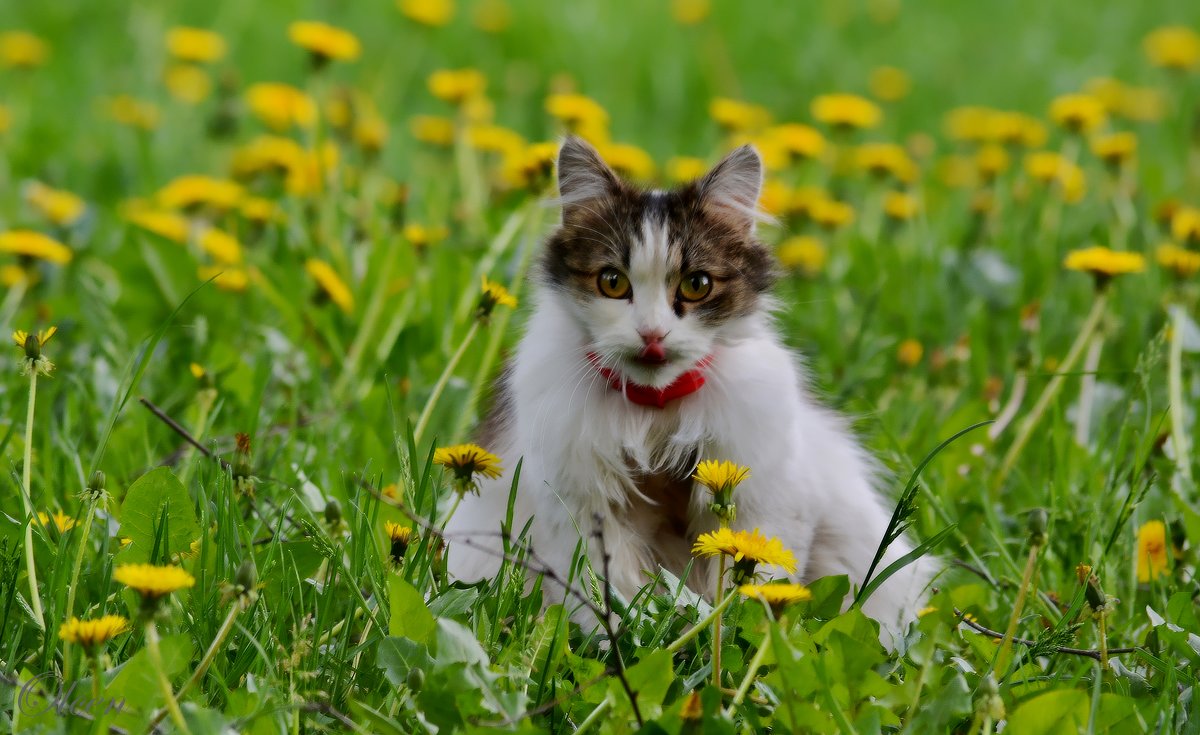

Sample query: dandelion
[410,114,456,146]
[354,115,389,153]
[765,123,826,162]
[777,235,827,277]
[0,230,72,265]
[472,0,512,32]
[0,31,49,69]
[1137,520,1169,583]
[467,124,524,155]
[1049,94,1106,134]
[884,191,919,222]
[1171,207,1200,246]
[1090,132,1137,168]
[666,156,708,183]
[1025,151,1086,203]
[1,265,27,286]
[59,615,129,652]
[231,135,305,178]
[433,443,503,496]
[478,275,517,319]
[498,141,558,190]
[692,527,798,583]
[404,224,449,250]
[809,197,855,230]
[158,175,243,211]
[399,0,455,27]
[164,64,212,104]
[240,197,282,224]
[166,27,226,63]
[868,65,911,102]
[105,95,161,131]
[1063,246,1146,288]
[672,0,710,24]
[305,259,355,314]
[124,208,190,244]
[428,68,487,105]
[245,83,317,131]
[546,93,610,133]
[1157,244,1200,278]
[1143,26,1200,71]
[599,142,656,180]
[709,98,771,133]
[114,563,196,602]
[856,143,917,182]
[36,510,76,534]
[13,326,57,376]
[384,521,413,564]
[975,145,1010,181]
[198,228,243,265]
[897,338,923,367]
[680,691,704,720]
[288,21,361,65]
[285,142,339,196]
[811,93,881,131]
[693,460,750,525]
[917,606,938,618]
[739,582,812,608]
[24,182,87,227]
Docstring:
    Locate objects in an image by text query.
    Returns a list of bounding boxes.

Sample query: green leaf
[105,633,193,719]
[388,575,435,642]
[116,468,201,564]
[1005,689,1090,734]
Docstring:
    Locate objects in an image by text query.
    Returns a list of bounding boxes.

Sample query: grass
[1,0,1199,732]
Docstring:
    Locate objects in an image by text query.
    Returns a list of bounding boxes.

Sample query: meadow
[2,0,1200,732]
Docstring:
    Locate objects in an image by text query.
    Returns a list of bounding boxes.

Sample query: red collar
[587,352,713,409]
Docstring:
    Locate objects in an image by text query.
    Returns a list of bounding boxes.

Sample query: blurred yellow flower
[166,27,226,63]
[756,179,791,217]
[546,93,610,132]
[1049,94,1106,133]
[944,106,991,143]
[709,97,771,133]
[600,142,656,180]
[975,144,1010,181]
[1063,246,1146,281]
[0,31,49,69]
[1,265,28,286]
[479,275,518,316]
[37,510,76,533]
[499,141,558,190]
[24,182,86,227]
[0,230,73,264]
[306,259,354,313]
[198,266,250,292]
[869,65,911,101]
[809,197,855,230]
[158,175,243,211]
[404,224,449,249]
[0,104,10,134]
[1170,206,1200,246]
[428,68,487,104]
[672,0,710,25]
[777,236,826,276]
[231,135,304,178]
[59,615,129,651]
[106,96,161,131]
[1157,244,1200,278]
[354,115,390,153]
[288,20,362,62]
[198,228,243,265]
[113,563,195,599]
[164,64,212,104]
[1025,151,1086,203]
[285,143,340,197]
[1143,26,1200,70]
[665,156,707,183]
[410,114,456,146]
[467,124,524,154]
[897,338,923,366]
[856,142,917,182]
[240,197,282,223]
[812,93,881,130]
[471,0,512,32]
[1136,520,1169,582]
[883,191,919,221]
[245,83,317,130]
[124,208,190,244]
[399,0,455,27]
[1090,132,1137,167]
[765,123,826,162]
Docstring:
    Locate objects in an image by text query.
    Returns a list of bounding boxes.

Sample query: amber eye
[597,268,632,299]
[678,271,713,302]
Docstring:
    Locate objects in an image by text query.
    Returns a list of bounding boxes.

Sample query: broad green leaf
[389,575,435,642]
[116,467,201,564]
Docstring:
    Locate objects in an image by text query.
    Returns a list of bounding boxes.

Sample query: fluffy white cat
[445,136,932,639]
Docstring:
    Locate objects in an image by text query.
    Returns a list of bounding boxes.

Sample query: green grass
[2,0,1199,732]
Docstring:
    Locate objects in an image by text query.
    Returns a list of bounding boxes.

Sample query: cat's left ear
[697,145,764,232]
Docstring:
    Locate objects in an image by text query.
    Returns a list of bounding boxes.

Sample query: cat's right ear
[554,136,619,217]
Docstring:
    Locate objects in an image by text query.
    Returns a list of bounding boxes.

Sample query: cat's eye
[597,268,632,299]
[678,272,713,302]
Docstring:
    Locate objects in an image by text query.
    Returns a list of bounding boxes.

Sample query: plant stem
[147,602,242,730]
[439,492,464,529]
[988,371,1028,440]
[993,290,1108,492]
[22,370,45,630]
[413,320,481,446]
[713,555,726,688]
[994,541,1041,676]
[574,699,610,734]
[145,619,191,735]
[1097,613,1109,671]
[1073,333,1104,447]
[92,654,103,703]
[1168,306,1193,485]
[728,625,772,713]
[62,501,98,679]
[665,588,739,654]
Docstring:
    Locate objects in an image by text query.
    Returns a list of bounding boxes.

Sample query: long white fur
[445,143,932,642]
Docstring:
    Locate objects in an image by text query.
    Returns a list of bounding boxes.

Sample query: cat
[444,135,932,639]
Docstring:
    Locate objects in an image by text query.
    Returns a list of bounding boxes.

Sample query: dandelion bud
[22,334,39,360]
[1084,573,1107,614]
[1027,508,1048,546]
[235,559,257,593]
[406,667,425,691]
[324,499,342,526]
[975,673,1005,721]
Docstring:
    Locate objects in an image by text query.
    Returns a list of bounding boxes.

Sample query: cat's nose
[638,328,666,346]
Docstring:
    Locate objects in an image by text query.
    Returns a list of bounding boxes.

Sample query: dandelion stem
[988,371,1028,440]
[1168,306,1193,485]
[665,588,739,654]
[993,290,1108,492]
[146,619,191,735]
[21,370,45,630]
[1098,612,1109,671]
[439,492,464,529]
[728,626,773,713]
[147,602,242,730]
[1073,333,1104,447]
[413,320,481,446]
[712,555,726,688]
[62,501,98,680]
[574,699,610,735]
[994,540,1041,676]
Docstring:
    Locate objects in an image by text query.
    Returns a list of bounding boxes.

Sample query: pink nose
[639,329,666,345]
[637,329,667,362]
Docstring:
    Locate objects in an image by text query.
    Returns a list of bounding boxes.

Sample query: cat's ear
[697,145,764,232]
[555,136,620,217]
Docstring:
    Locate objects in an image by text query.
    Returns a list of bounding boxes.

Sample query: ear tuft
[555,136,619,211]
[697,145,764,230]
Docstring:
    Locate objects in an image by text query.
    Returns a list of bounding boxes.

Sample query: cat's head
[541,136,775,389]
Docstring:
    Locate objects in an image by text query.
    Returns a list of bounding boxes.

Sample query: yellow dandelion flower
[671,0,710,25]
[680,691,703,720]
[404,224,449,249]
[59,615,129,651]
[478,275,517,318]
[113,563,195,599]
[1,265,28,286]
[1025,151,1086,203]
[428,68,487,105]
[36,510,76,533]
[12,325,57,376]
[546,93,611,131]
[466,124,524,155]
[385,521,413,563]
[354,115,390,153]
[231,135,305,178]
[124,208,190,244]
[868,65,911,102]
[399,0,455,27]
[856,142,917,182]
[164,64,212,104]
[189,363,206,380]
[305,259,354,314]
[665,156,708,184]
[288,20,361,63]
[0,230,73,264]
[809,198,855,230]
[105,95,160,131]
[739,582,812,606]
[1063,246,1146,285]
[897,338,923,367]
[284,142,340,197]
[1090,132,1137,167]
[158,175,243,211]
[1170,207,1200,246]
[884,191,919,221]
[1136,520,1169,583]
[198,266,250,292]
[944,106,991,143]
[434,443,503,494]
[764,123,826,162]
[472,0,512,32]
[240,197,282,223]
[1143,26,1200,71]
[777,236,826,277]
[410,115,456,146]
[694,459,750,524]
[975,144,1011,181]
[751,179,789,217]
[1157,243,1200,278]
[917,605,938,618]
[709,97,771,133]
[245,83,317,131]
[1049,94,1106,134]
[198,228,243,265]
[24,182,86,227]
[811,93,881,130]
[166,27,226,63]
[599,142,656,180]
[0,31,49,69]
[692,528,798,582]
[499,141,558,190]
